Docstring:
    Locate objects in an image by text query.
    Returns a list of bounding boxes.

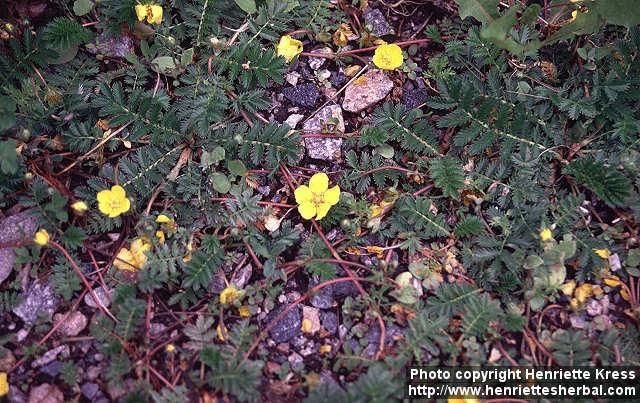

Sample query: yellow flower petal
[96,189,111,205]
[156,214,172,223]
[372,43,403,70]
[298,201,316,220]
[603,276,621,287]
[276,35,303,63]
[238,305,251,318]
[301,318,313,333]
[620,288,630,301]
[574,283,593,304]
[323,185,340,206]
[148,4,163,24]
[135,4,147,21]
[559,280,576,297]
[308,172,329,193]
[593,248,611,259]
[110,185,126,199]
[155,230,165,244]
[217,323,227,341]
[448,399,479,403]
[34,229,49,246]
[220,285,241,305]
[539,228,553,241]
[165,343,175,353]
[0,372,7,397]
[294,185,313,204]
[114,248,137,272]
[314,202,332,220]
[71,200,88,213]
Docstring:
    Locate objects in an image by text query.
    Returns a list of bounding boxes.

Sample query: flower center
[311,193,324,206]
[108,199,122,211]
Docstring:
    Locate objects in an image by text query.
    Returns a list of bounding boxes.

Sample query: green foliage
[43,18,92,50]
[182,235,224,292]
[430,156,465,197]
[565,157,631,207]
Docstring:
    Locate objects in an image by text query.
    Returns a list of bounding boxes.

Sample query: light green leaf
[181,48,194,66]
[227,160,247,176]
[376,144,395,159]
[454,0,500,24]
[73,0,94,16]
[234,0,256,14]
[211,173,231,194]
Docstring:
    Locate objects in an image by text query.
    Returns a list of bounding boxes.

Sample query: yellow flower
[114,238,151,272]
[372,43,403,70]
[276,35,303,63]
[539,228,552,241]
[574,283,593,306]
[135,3,163,25]
[97,185,130,218]
[220,285,242,305]
[165,343,175,353]
[593,248,611,259]
[155,230,165,244]
[238,305,251,318]
[295,172,340,220]
[71,200,88,214]
[448,398,479,403]
[34,229,49,246]
[559,280,576,296]
[0,372,7,397]
[216,323,227,341]
[569,10,578,22]
[156,214,177,232]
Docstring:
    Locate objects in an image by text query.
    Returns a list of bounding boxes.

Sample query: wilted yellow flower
[220,285,242,305]
[135,3,163,25]
[603,276,621,287]
[573,283,593,308]
[216,323,227,341]
[276,35,303,63]
[295,172,340,220]
[539,228,553,241]
[301,318,313,333]
[156,214,171,223]
[238,305,251,318]
[165,343,176,353]
[333,23,354,47]
[155,230,165,244]
[0,372,8,397]
[114,238,151,272]
[34,229,49,246]
[559,280,576,296]
[319,344,332,354]
[97,185,130,218]
[372,43,403,70]
[156,214,177,233]
[593,248,611,259]
[71,200,88,214]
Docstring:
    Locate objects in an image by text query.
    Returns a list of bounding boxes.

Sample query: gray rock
[28,383,64,403]
[321,311,338,334]
[53,311,87,337]
[13,280,59,325]
[85,365,101,381]
[363,324,403,358]
[208,271,226,294]
[282,83,320,107]
[90,34,134,58]
[40,361,63,377]
[308,47,332,70]
[81,383,100,400]
[0,346,16,371]
[363,8,392,37]
[309,274,358,308]
[84,287,112,309]
[0,210,38,286]
[342,69,394,113]
[285,113,305,129]
[303,105,345,161]
[231,264,252,289]
[31,345,69,368]
[285,71,301,86]
[402,88,429,110]
[288,352,303,368]
[330,71,347,87]
[310,287,333,309]
[265,305,301,343]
